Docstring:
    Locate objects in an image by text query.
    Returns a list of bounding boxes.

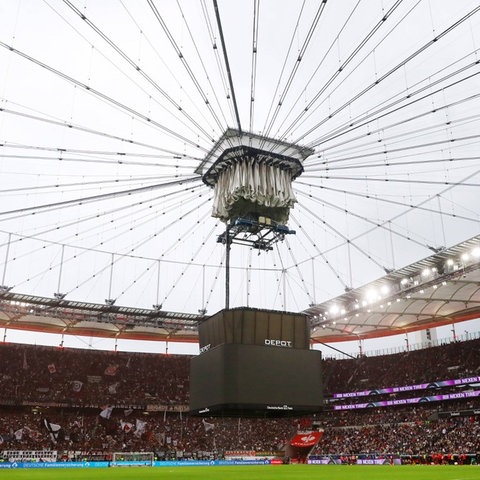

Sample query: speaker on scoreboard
[189,307,323,417]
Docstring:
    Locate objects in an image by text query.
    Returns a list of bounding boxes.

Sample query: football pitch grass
[1,465,479,480]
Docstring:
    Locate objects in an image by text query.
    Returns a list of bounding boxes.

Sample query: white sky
[0,0,479,350]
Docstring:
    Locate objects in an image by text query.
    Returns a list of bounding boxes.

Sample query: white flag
[99,406,113,419]
[108,382,119,394]
[134,419,146,438]
[202,419,214,431]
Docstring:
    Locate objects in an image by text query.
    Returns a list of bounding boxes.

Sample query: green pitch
[1,465,479,480]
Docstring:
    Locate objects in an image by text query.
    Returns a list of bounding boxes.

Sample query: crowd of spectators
[322,337,480,396]
[0,407,295,459]
[0,343,191,406]
[311,407,480,456]
[0,337,479,460]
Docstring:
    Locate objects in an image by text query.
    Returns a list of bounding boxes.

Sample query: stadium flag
[202,419,214,432]
[43,418,62,443]
[22,350,29,370]
[108,382,120,394]
[99,406,113,419]
[124,408,133,417]
[14,428,23,440]
[134,419,147,438]
[47,363,56,374]
[290,431,322,447]
[120,420,133,433]
[104,364,119,376]
[72,380,83,393]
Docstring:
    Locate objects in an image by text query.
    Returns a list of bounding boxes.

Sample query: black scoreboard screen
[190,308,323,417]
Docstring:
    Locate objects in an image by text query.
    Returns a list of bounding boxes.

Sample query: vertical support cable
[347,241,353,290]
[202,264,206,312]
[108,253,115,302]
[388,221,396,270]
[1,233,12,286]
[56,244,65,295]
[246,248,252,307]
[311,258,316,305]
[437,195,447,248]
[225,224,231,309]
[156,260,161,308]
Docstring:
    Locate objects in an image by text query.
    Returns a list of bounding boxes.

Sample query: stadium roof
[1,234,479,344]
[307,234,480,343]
